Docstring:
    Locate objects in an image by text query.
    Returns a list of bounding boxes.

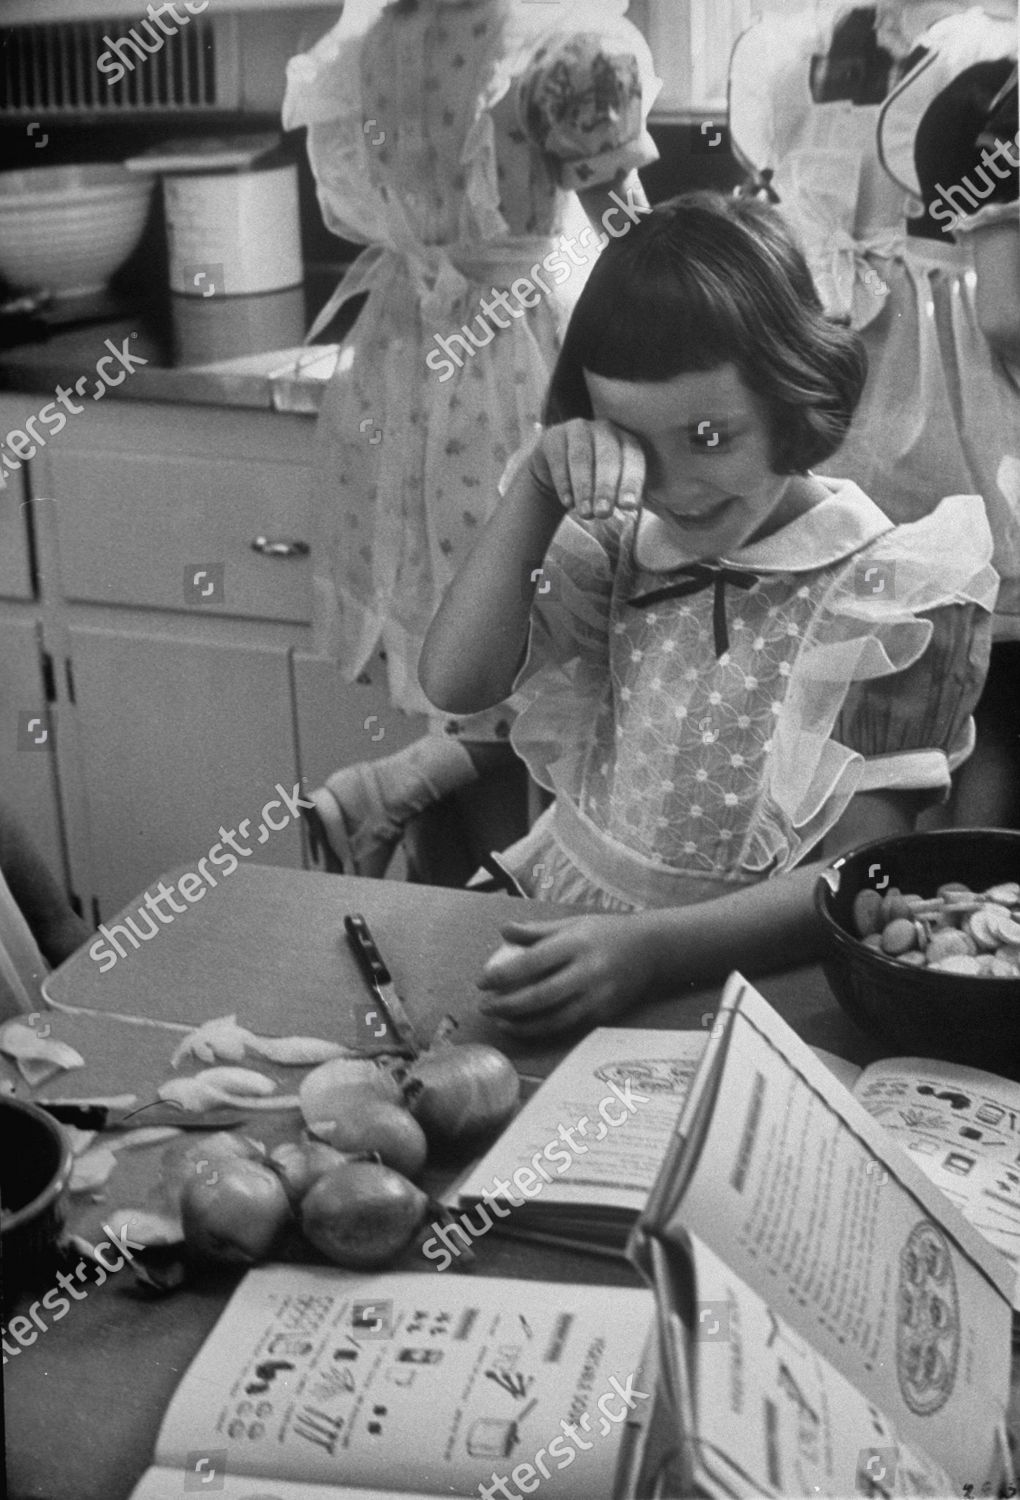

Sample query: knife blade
[40,1101,248,1132]
[343,913,423,1056]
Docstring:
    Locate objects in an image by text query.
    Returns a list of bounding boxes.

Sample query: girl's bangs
[574,252,747,383]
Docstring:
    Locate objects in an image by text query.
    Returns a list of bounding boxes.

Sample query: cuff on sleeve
[856,748,953,793]
[561,131,659,191]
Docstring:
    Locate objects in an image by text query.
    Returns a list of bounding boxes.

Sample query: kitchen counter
[0,314,340,414]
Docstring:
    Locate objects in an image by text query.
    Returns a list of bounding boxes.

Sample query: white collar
[632,475,895,575]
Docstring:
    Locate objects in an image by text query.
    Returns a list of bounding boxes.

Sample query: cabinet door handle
[250,536,310,558]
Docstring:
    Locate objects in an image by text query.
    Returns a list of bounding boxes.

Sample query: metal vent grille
[0,16,240,116]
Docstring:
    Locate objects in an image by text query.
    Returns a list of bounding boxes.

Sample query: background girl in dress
[283,0,659,885]
[420,192,996,1035]
[728,0,1019,826]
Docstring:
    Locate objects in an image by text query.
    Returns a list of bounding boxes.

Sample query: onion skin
[301,1161,427,1269]
[310,1101,428,1180]
[406,1043,520,1146]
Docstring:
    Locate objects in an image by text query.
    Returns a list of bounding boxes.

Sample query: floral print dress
[283,0,659,731]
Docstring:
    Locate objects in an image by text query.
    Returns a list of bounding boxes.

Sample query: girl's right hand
[529,419,645,521]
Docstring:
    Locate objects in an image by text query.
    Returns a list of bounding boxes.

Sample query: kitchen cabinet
[0,616,65,885]
[66,626,301,917]
[0,397,66,887]
[0,393,424,920]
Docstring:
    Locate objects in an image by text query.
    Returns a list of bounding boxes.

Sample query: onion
[181,1158,292,1264]
[301,1160,427,1268]
[159,1131,266,1207]
[269,1140,349,1203]
[310,1101,427,1179]
[299,1057,403,1133]
[405,1043,519,1146]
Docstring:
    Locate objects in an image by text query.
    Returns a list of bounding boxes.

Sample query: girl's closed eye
[687,419,734,453]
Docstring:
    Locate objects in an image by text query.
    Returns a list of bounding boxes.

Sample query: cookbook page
[682,1234,958,1498]
[457,1028,707,1215]
[657,975,1012,1487]
[855,1058,1020,1283]
[154,1266,655,1500]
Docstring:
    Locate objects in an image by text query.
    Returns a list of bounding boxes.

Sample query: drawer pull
[251,536,310,559]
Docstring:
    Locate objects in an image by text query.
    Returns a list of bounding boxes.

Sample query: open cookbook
[629,973,1015,1499]
[126,1270,659,1500]
[453,1018,1020,1311]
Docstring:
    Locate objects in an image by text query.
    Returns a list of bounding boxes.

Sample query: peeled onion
[269,1140,349,1203]
[299,1057,403,1133]
[301,1160,427,1268]
[405,1043,519,1146]
[310,1101,427,1179]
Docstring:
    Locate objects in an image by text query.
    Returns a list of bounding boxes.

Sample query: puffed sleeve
[832,602,992,798]
[516,21,660,191]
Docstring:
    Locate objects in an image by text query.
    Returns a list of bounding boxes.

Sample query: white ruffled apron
[493,795,762,912]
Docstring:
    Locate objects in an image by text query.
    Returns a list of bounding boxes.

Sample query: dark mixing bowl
[1,1096,73,1303]
[815,828,1020,1074]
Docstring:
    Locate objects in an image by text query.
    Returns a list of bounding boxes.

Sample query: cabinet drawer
[40,404,317,624]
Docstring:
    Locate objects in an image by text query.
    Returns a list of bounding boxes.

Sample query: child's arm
[0,800,90,966]
[477,787,918,1038]
[419,421,644,714]
[419,460,561,714]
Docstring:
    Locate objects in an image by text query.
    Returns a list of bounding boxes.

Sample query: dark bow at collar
[628,563,761,657]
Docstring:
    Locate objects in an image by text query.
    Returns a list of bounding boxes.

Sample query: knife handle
[344,913,392,989]
[42,1102,108,1129]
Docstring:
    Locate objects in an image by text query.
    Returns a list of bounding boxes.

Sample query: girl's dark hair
[544,191,867,475]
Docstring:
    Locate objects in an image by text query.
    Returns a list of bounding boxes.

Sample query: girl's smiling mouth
[652,495,738,530]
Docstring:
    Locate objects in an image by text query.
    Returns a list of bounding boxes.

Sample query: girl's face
[584,364,818,561]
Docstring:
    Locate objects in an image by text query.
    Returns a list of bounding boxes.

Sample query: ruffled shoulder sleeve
[509,511,623,793]
[743,494,997,874]
[282,0,392,245]
[833,600,992,791]
[516,13,660,190]
[728,11,820,176]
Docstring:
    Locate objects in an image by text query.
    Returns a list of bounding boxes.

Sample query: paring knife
[40,1101,247,1132]
[343,913,423,1056]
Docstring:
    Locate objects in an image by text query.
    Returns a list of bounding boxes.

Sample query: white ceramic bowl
[0,163,154,299]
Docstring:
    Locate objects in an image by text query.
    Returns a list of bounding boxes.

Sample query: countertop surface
[0,270,364,413]
[0,315,339,414]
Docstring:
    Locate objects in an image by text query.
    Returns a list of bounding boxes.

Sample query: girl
[419,192,996,1036]
[283,0,659,883]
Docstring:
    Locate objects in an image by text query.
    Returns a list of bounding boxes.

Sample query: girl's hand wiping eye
[529,419,645,521]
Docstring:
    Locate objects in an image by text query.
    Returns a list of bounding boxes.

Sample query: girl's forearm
[637,865,827,997]
[419,467,562,713]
